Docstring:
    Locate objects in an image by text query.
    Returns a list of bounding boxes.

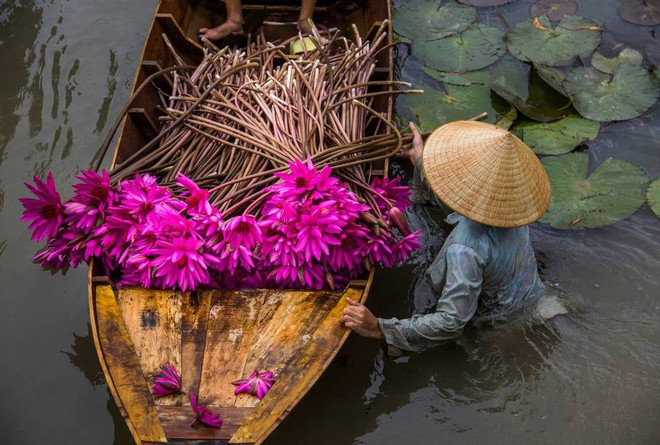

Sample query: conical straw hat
[422,120,551,228]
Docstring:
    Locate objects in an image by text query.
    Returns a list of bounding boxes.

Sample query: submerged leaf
[540,153,648,229]
[591,48,644,75]
[397,74,507,132]
[619,0,660,26]
[507,15,601,66]
[495,106,518,130]
[414,23,506,72]
[513,115,599,155]
[393,0,477,41]
[490,61,573,122]
[647,178,660,218]
[530,0,578,21]
[564,65,660,122]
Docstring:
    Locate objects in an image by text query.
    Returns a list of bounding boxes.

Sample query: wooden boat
[89,1,392,444]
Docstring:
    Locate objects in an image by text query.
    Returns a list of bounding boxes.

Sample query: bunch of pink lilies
[21,160,421,291]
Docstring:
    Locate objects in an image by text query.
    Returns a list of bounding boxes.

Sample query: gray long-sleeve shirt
[378,162,547,352]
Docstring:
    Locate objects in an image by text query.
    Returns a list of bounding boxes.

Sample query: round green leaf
[507,15,602,66]
[414,24,507,72]
[591,48,644,75]
[540,153,648,229]
[490,61,573,122]
[619,0,660,26]
[457,0,515,6]
[530,0,578,21]
[564,65,660,122]
[513,115,599,155]
[647,178,660,218]
[396,75,507,132]
[393,0,477,41]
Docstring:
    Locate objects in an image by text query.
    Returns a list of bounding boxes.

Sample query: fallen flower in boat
[232,369,276,400]
[190,394,223,428]
[152,364,184,397]
[20,172,64,242]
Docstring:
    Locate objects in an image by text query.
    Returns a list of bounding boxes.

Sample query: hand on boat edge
[341,298,383,339]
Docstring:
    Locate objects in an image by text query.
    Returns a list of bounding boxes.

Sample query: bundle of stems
[108,20,421,220]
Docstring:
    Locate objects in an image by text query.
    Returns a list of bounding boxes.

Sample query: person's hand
[396,122,424,165]
[340,298,383,339]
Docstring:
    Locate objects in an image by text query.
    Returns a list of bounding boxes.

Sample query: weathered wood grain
[181,290,212,405]
[118,288,183,406]
[157,405,253,440]
[96,285,167,443]
[235,290,339,408]
[229,286,364,444]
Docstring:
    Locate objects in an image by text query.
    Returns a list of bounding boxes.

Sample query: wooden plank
[157,405,253,440]
[117,288,183,406]
[156,13,204,58]
[235,290,339,408]
[95,285,167,443]
[229,286,364,444]
[141,60,173,91]
[128,108,159,141]
[198,291,269,407]
[181,290,212,406]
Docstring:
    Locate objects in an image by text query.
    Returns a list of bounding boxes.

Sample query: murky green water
[1,0,658,444]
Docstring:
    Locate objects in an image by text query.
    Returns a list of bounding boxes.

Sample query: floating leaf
[513,115,599,155]
[564,65,660,122]
[457,0,515,6]
[591,48,644,74]
[647,178,660,218]
[490,61,573,122]
[619,0,660,26]
[414,24,506,72]
[393,0,477,41]
[541,153,648,229]
[530,0,578,21]
[397,74,507,132]
[507,15,602,66]
[422,66,474,86]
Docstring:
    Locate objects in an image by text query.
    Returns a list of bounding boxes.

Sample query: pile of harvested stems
[21,21,427,291]
[108,21,420,220]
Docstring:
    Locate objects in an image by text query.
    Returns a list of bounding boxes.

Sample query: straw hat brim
[422,120,551,228]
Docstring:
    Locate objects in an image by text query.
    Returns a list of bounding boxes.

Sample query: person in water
[340,120,568,353]
[199,0,317,40]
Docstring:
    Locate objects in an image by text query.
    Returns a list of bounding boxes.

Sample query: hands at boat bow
[340,298,383,339]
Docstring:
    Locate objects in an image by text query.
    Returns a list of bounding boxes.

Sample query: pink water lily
[20,172,64,242]
[232,369,276,400]
[177,173,213,215]
[190,394,223,428]
[152,364,184,397]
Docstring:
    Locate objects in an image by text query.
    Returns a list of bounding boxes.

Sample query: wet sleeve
[378,244,484,352]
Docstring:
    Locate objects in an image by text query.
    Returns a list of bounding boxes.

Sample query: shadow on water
[62,324,134,445]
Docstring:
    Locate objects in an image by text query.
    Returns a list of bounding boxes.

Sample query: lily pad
[490,61,573,122]
[530,0,578,21]
[541,153,648,229]
[619,0,660,26]
[414,24,507,72]
[647,178,660,218]
[396,74,507,132]
[507,15,602,66]
[457,0,515,6]
[535,64,568,96]
[393,1,477,41]
[564,65,660,122]
[513,115,599,155]
[496,106,518,130]
[421,66,474,86]
[591,48,644,74]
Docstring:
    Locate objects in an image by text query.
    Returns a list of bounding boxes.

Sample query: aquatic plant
[232,369,276,400]
[20,172,64,242]
[21,162,421,291]
[190,395,223,428]
[152,364,184,397]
